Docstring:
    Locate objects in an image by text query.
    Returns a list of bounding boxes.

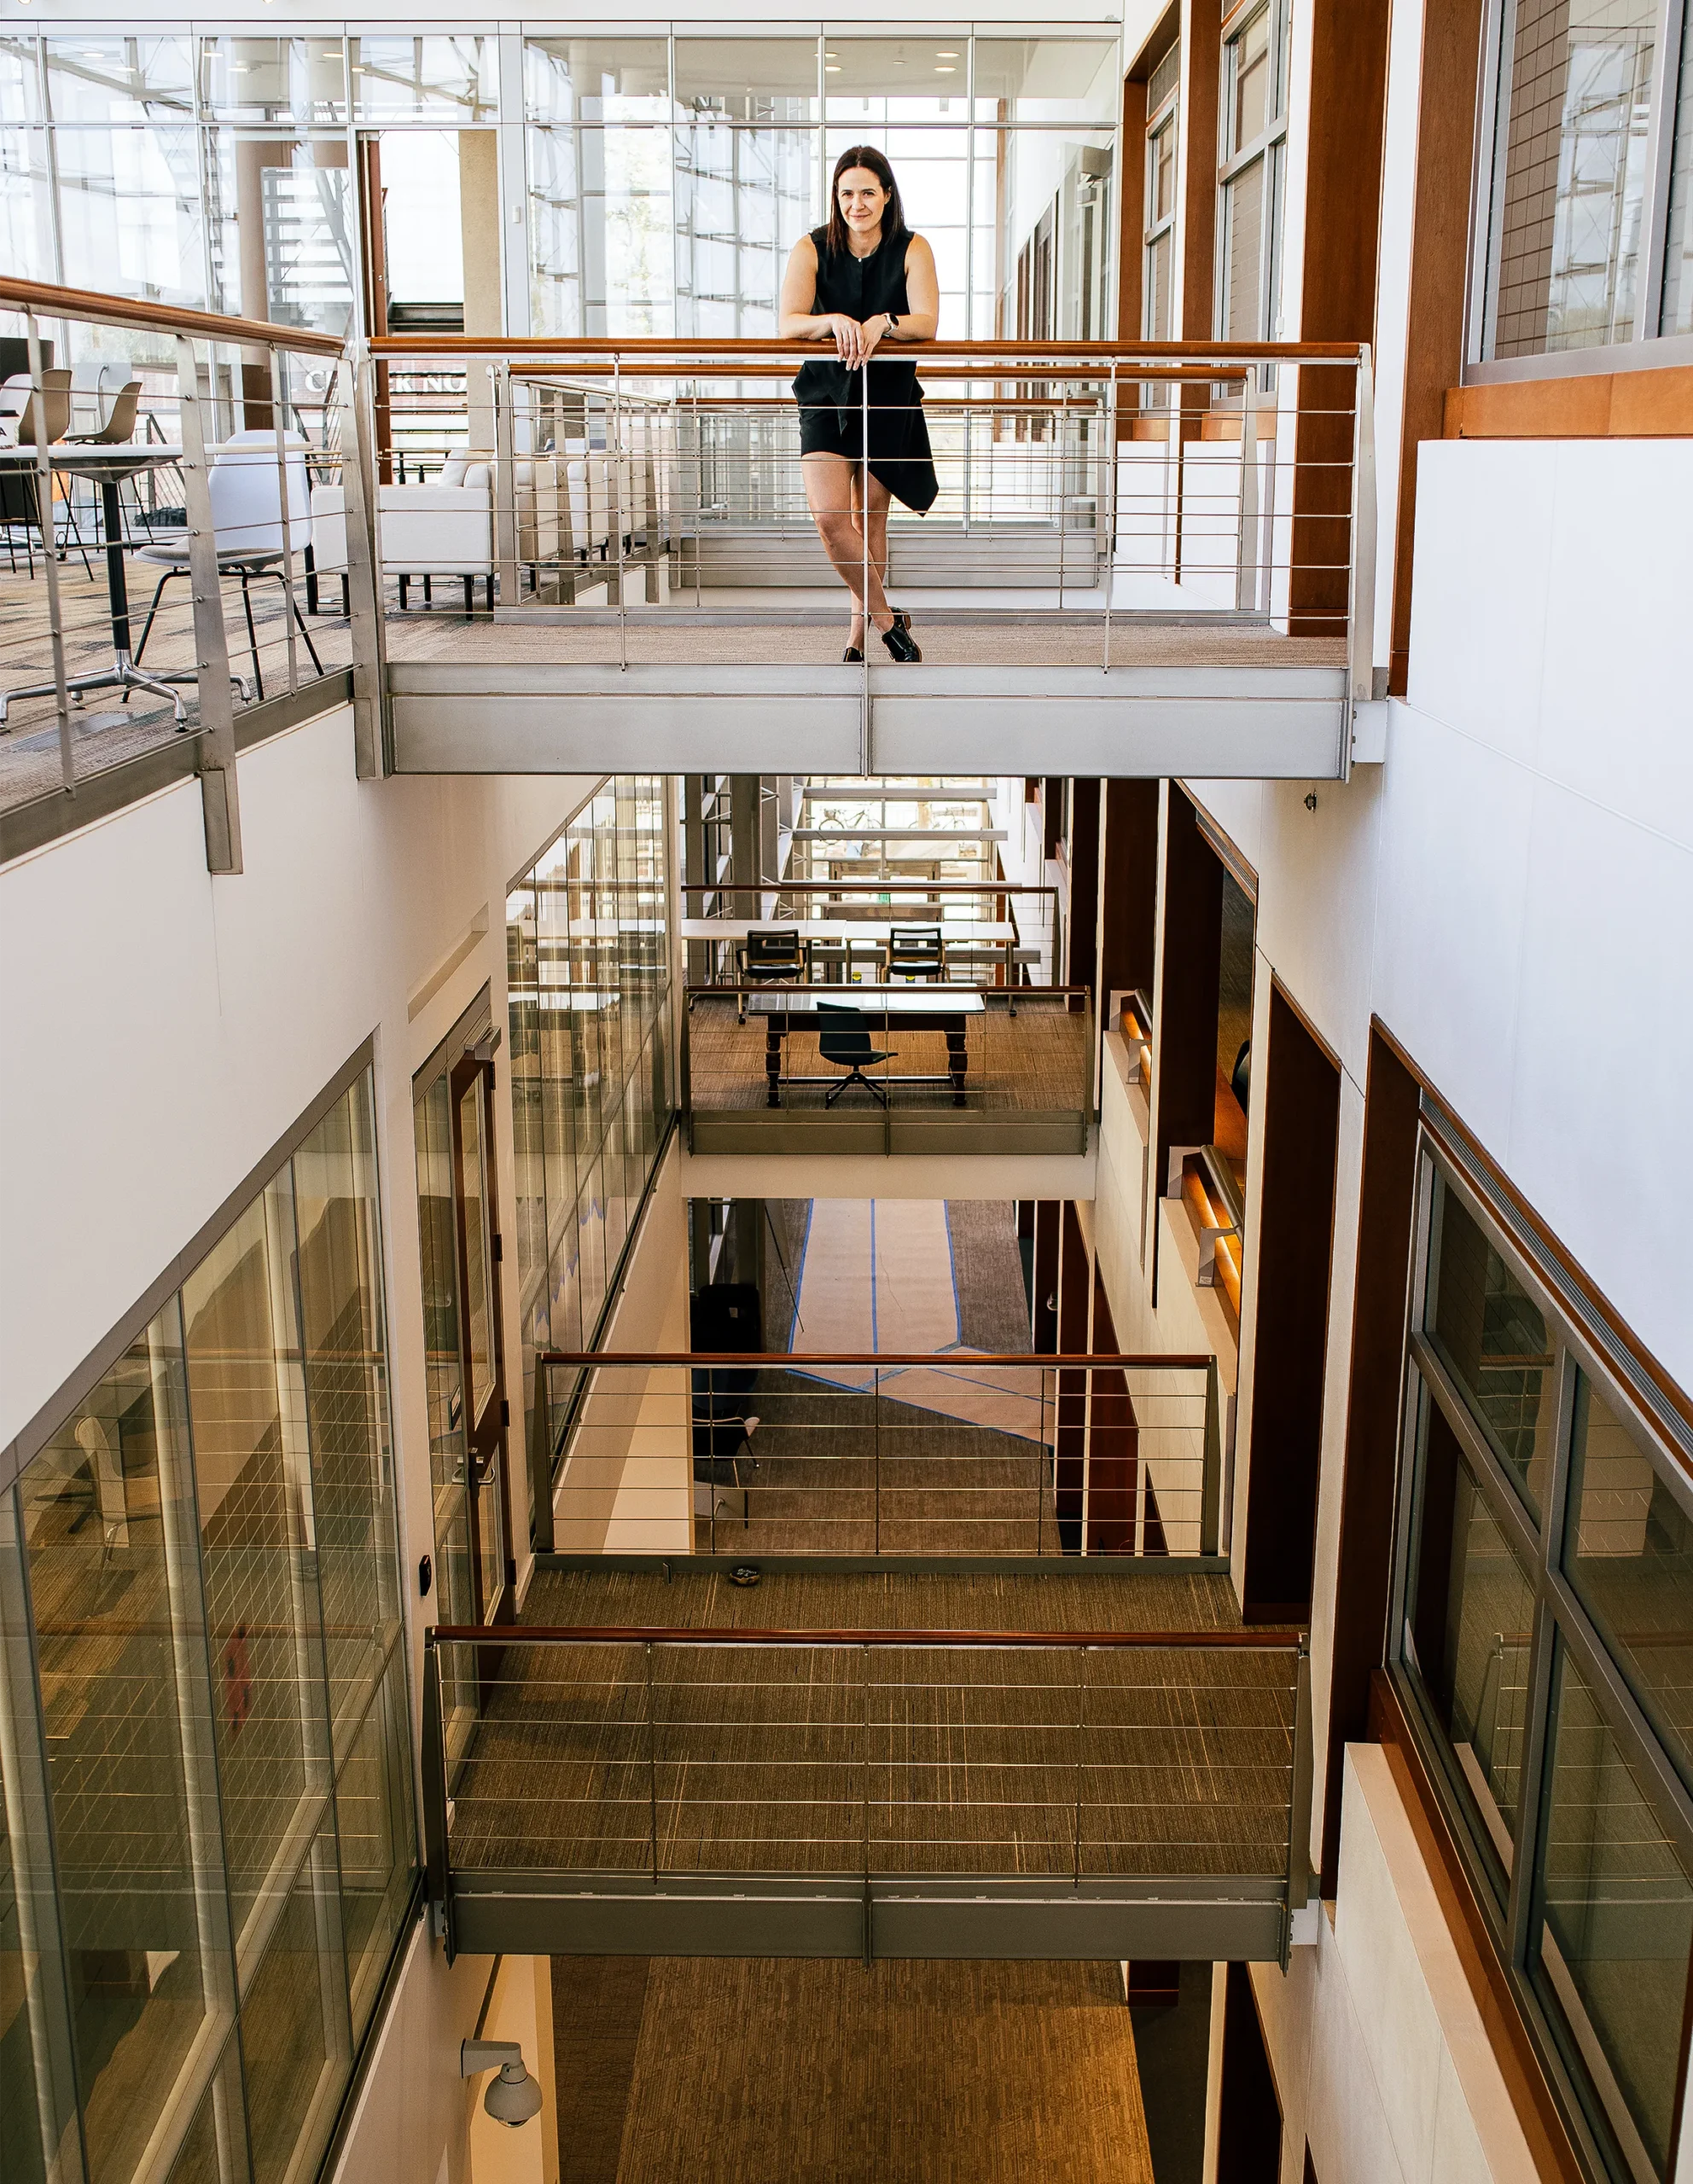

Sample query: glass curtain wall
[1395,1141,1693,2184]
[3,28,1120,353]
[0,1066,413,2184]
[506,775,672,1499]
[522,32,1120,340]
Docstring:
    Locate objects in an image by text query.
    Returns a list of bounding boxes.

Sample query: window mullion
[1641,0,1689,338]
[1408,1328,1545,1561]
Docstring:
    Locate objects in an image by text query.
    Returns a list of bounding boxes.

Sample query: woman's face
[836,167,889,240]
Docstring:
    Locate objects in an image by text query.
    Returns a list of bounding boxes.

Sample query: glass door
[450,1052,511,1624]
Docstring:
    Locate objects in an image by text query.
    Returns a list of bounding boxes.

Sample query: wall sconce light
[461,2040,543,2128]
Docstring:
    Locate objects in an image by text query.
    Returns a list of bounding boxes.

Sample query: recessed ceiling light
[937,50,959,57]
[935,66,956,73]
[825,63,841,73]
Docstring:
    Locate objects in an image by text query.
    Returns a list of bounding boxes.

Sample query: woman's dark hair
[825,145,906,258]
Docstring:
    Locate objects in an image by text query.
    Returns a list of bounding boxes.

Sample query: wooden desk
[745,989,987,1108]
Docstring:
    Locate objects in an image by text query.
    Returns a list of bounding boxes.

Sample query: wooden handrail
[538,1350,1213,1368]
[0,274,345,357]
[372,334,1363,362]
[429,1623,1300,1648]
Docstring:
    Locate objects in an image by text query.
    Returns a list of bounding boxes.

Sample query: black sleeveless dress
[794,226,938,513]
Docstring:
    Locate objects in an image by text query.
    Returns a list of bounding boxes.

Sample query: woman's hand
[823,312,870,364]
[858,312,891,362]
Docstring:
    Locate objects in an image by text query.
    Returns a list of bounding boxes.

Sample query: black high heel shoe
[843,643,864,663]
[881,621,922,663]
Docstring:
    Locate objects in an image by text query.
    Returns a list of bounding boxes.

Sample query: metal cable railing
[538,1350,1231,1561]
[421,1618,1311,1962]
[1,275,375,868]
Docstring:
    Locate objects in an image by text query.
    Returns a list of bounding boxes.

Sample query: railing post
[1073,1645,1088,1888]
[269,347,300,694]
[1201,1359,1223,1558]
[1344,346,1378,782]
[646,1641,660,1885]
[1282,1634,1313,1969]
[862,1641,873,1967]
[337,340,387,778]
[493,361,520,619]
[24,313,73,793]
[1236,365,1260,617]
[873,1367,881,1556]
[176,334,242,874]
[421,1632,456,1961]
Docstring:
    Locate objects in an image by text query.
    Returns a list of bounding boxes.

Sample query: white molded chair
[135,429,322,700]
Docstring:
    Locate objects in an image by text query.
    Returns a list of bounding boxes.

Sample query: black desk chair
[887,924,945,982]
[735,926,806,1022]
[817,1001,897,1107]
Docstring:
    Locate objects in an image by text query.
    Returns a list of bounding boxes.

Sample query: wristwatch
[884,311,899,335]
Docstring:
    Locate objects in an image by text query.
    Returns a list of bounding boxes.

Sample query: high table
[0,443,194,726]
[745,988,987,1108]
[681,916,1030,991]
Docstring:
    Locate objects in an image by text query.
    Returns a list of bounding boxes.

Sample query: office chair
[735,926,806,1023]
[65,380,141,446]
[2,369,94,577]
[817,1001,897,1107]
[134,430,323,701]
[887,924,945,982]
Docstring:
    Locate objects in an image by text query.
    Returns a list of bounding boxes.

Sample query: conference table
[745,988,987,1108]
[0,442,190,726]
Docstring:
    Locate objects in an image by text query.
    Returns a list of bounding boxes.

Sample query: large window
[1394,1141,1693,2184]
[506,776,672,1511]
[1477,0,1693,361]
[0,1062,413,2184]
[1217,1,1292,356]
[1142,38,1181,366]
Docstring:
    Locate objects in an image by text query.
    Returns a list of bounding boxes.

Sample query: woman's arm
[861,234,940,357]
[778,235,870,361]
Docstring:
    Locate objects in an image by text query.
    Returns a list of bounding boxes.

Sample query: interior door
[449,1051,512,1624]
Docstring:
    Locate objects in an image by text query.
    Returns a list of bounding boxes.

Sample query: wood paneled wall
[1241,984,1341,1623]
[1289,0,1393,634]
[1389,0,1487,692]
[1318,1025,1421,1892]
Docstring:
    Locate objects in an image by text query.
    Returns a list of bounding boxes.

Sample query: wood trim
[537,1350,1212,1370]
[1098,780,1161,1002]
[1242,981,1342,1623]
[1444,363,1693,440]
[435,1624,1305,1648]
[1389,0,1487,696]
[1319,1027,1421,1895]
[1367,1014,1693,1447]
[0,274,343,356]
[1178,0,1221,346]
[1290,0,1393,635]
[1368,1673,1588,2184]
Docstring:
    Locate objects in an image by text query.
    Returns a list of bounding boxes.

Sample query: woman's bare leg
[803,453,893,640]
[851,468,894,642]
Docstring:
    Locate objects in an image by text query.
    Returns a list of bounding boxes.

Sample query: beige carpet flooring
[686,993,1091,1115]
[552,1955,1157,2184]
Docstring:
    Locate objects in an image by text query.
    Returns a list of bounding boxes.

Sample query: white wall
[1250,1745,1538,2184]
[1178,433,1693,2172]
[0,705,597,1757]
